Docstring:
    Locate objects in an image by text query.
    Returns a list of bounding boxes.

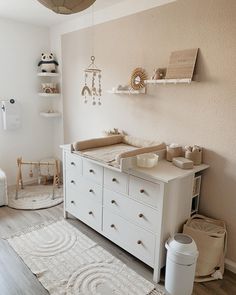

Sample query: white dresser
[62,146,208,282]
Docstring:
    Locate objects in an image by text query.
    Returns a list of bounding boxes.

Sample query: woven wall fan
[37,0,96,15]
[130,68,148,90]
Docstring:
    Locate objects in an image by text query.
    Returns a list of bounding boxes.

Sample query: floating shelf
[107,89,146,95]
[40,112,61,118]
[145,78,192,84]
[37,72,59,77]
[38,93,60,97]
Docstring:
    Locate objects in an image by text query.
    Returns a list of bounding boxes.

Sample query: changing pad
[72,135,166,168]
[74,143,137,166]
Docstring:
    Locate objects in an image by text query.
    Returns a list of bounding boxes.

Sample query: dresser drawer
[104,189,159,232]
[129,176,161,208]
[65,152,82,182]
[66,186,102,232]
[103,209,155,267]
[80,178,103,203]
[66,176,102,204]
[104,168,128,194]
[83,159,103,184]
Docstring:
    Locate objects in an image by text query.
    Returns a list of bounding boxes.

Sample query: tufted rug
[7,220,165,295]
[7,184,63,210]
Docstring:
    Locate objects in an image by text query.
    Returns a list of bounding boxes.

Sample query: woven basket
[183,214,227,282]
[185,150,202,165]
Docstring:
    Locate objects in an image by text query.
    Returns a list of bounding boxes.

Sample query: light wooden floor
[0,204,235,295]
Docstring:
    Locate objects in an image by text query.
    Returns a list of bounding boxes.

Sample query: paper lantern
[37,0,96,15]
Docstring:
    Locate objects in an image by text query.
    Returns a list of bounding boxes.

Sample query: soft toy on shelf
[38,53,59,73]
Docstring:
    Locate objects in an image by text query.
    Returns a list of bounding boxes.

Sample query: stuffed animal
[38,53,59,73]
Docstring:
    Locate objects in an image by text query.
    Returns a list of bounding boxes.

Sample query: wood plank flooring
[0,204,235,295]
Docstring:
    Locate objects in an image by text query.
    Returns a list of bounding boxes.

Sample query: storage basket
[183,214,227,282]
[185,150,202,165]
[166,146,182,162]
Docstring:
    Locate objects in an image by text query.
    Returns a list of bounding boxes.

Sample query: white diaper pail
[165,234,199,295]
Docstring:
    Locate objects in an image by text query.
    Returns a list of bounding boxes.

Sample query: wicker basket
[183,214,227,282]
[185,150,202,165]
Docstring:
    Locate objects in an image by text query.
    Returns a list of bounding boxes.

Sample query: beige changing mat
[72,135,166,167]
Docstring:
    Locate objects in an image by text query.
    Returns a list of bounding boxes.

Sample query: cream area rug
[7,184,63,210]
[7,220,165,295]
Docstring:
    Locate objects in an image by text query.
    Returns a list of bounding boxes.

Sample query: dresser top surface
[128,160,209,183]
[61,144,209,183]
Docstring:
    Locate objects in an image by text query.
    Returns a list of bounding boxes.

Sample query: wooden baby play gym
[16,157,60,199]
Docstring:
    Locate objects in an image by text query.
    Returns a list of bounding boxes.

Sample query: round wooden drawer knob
[138,213,143,218]
[71,162,75,166]
[111,200,116,204]
[89,189,94,193]
[137,240,142,245]
[140,189,145,194]
[71,180,75,184]
[88,211,93,215]
[112,178,117,182]
[89,169,94,173]
[110,224,115,228]
[71,200,74,204]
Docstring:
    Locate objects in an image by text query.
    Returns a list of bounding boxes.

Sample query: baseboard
[225,258,236,274]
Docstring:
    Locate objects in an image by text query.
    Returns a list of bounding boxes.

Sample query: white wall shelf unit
[38,93,60,97]
[145,78,192,84]
[191,175,202,214]
[37,72,59,77]
[107,88,146,95]
[37,71,61,119]
[40,112,61,118]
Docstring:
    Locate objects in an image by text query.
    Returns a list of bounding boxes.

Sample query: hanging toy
[38,162,42,185]
[29,162,33,178]
[81,56,102,106]
[47,162,51,177]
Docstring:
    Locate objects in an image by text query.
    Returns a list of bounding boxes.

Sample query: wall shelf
[37,72,59,77]
[40,112,61,118]
[107,89,146,95]
[145,78,192,84]
[38,93,60,97]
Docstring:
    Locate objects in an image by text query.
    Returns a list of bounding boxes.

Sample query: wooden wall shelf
[107,89,146,95]
[145,78,192,84]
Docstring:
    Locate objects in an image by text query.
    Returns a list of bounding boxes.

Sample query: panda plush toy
[38,53,59,73]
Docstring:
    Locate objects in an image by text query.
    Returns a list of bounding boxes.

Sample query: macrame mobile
[81,55,102,105]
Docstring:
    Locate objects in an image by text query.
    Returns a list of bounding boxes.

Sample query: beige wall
[61,0,236,262]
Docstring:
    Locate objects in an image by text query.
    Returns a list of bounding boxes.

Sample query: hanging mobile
[82,56,102,106]
[29,162,33,178]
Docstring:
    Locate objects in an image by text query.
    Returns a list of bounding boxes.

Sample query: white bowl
[136,153,159,168]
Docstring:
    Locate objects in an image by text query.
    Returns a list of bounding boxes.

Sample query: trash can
[165,233,198,295]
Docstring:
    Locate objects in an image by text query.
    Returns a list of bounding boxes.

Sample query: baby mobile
[81,55,102,105]
[81,3,102,106]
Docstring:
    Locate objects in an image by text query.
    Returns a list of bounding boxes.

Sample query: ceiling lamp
[37,0,96,15]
